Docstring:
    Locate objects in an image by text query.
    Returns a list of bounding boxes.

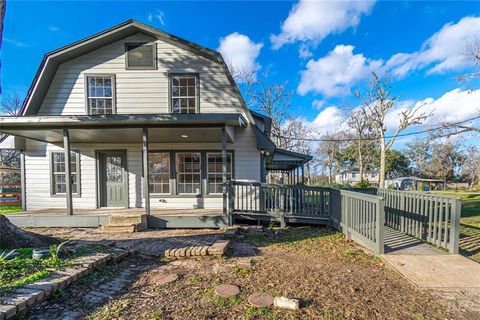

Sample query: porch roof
[266,148,313,171]
[0,113,245,144]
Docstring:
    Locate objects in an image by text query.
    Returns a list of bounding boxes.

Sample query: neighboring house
[335,169,379,185]
[0,20,311,227]
[386,177,444,190]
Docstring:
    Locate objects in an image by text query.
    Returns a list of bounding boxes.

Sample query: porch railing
[228,181,330,221]
[330,189,385,254]
[378,189,461,253]
[226,181,460,255]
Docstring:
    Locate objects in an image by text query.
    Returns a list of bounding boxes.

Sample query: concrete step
[101,223,145,233]
[107,214,147,228]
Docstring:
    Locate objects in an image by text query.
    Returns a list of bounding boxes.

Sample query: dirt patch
[24,227,479,319]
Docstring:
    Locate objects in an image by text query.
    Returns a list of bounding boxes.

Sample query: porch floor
[11,208,223,217]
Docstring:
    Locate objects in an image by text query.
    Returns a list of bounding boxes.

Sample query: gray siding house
[0,20,311,228]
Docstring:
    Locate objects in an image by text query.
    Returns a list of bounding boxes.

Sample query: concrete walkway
[382,228,480,313]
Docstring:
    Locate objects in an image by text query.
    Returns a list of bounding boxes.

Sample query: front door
[98,151,128,207]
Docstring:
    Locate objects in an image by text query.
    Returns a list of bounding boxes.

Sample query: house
[335,169,379,185]
[0,20,311,228]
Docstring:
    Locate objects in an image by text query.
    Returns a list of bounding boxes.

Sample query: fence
[228,181,331,223]
[227,182,461,255]
[330,189,385,254]
[0,184,22,206]
[378,189,461,253]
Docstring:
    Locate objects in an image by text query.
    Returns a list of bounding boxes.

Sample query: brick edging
[164,228,236,258]
[0,249,135,320]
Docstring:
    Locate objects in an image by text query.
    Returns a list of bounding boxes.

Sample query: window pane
[106,156,123,182]
[171,75,197,114]
[52,152,79,194]
[176,153,201,194]
[126,43,155,69]
[207,153,232,194]
[149,153,170,194]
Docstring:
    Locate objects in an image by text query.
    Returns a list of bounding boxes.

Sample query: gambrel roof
[21,19,249,119]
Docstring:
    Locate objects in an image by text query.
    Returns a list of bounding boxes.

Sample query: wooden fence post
[376,197,385,254]
[448,198,461,254]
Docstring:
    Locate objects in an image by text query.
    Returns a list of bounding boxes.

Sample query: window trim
[147,150,234,198]
[206,152,233,195]
[124,42,157,70]
[49,150,81,197]
[148,152,171,195]
[168,73,200,114]
[84,74,116,115]
[175,152,202,195]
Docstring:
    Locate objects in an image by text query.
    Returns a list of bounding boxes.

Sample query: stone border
[164,239,230,258]
[0,249,135,320]
[164,228,236,258]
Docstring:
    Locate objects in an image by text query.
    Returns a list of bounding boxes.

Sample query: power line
[272,115,480,142]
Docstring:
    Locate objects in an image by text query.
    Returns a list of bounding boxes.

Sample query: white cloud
[3,38,29,48]
[147,9,165,26]
[298,16,480,97]
[385,16,480,77]
[271,0,376,49]
[310,106,348,135]
[298,43,313,59]
[309,88,480,141]
[312,99,325,110]
[218,33,263,80]
[298,45,383,96]
[48,26,59,32]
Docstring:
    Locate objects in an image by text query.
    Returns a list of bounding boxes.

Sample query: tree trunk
[379,139,386,189]
[328,166,332,184]
[357,140,364,181]
[0,215,58,249]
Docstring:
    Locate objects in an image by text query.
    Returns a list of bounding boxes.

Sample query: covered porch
[0,113,246,224]
[265,148,313,185]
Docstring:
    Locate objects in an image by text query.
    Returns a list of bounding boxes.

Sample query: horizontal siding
[24,126,259,211]
[38,33,244,116]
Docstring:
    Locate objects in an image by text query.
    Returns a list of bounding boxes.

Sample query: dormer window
[170,74,198,114]
[125,43,157,70]
[86,75,115,115]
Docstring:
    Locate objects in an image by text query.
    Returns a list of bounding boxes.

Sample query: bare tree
[356,73,431,188]
[1,92,23,116]
[252,82,293,146]
[227,63,257,108]
[278,117,312,154]
[346,108,373,181]
[316,132,344,184]
[461,146,480,188]
[441,40,480,135]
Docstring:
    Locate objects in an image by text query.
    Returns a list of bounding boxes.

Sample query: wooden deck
[6,208,228,229]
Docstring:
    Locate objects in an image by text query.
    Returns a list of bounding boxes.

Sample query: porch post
[20,151,26,211]
[63,129,73,216]
[221,126,228,217]
[142,128,150,215]
[301,165,305,184]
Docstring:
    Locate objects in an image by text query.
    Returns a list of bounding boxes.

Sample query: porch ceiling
[1,127,234,144]
[0,114,243,144]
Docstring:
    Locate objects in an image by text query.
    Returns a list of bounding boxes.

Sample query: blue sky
[1,1,480,146]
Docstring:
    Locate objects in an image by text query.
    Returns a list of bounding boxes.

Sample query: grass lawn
[429,191,480,262]
[0,204,22,214]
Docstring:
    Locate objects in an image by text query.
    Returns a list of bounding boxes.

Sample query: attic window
[125,43,157,69]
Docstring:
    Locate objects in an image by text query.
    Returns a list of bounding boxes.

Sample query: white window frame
[170,74,199,114]
[51,151,80,196]
[148,152,171,195]
[206,152,232,194]
[85,74,116,115]
[175,152,202,195]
